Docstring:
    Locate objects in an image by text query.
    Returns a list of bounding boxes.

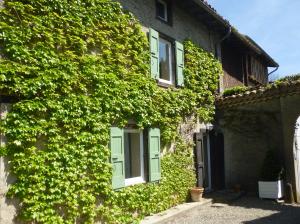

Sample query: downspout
[215,26,232,59]
[215,26,232,93]
[267,66,279,77]
[220,26,232,42]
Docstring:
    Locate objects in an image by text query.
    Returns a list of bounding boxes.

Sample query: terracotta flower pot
[190,187,204,202]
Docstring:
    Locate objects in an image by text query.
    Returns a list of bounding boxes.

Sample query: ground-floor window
[124,129,145,186]
[110,127,161,189]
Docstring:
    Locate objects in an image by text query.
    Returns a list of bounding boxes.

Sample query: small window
[124,129,145,186]
[159,37,173,84]
[156,0,169,23]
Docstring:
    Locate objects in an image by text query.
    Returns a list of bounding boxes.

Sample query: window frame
[155,0,172,25]
[158,36,174,85]
[124,129,145,187]
[156,0,168,22]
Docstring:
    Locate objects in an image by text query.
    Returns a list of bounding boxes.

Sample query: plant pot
[258,180,284,199]
[190,187,204,202]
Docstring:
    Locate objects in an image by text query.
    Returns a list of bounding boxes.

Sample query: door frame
[204,132,212,191]
[294,116,300,202]
[194,129,212,191]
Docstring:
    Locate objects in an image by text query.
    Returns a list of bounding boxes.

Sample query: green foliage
[0,146,8,156]
[275,73,300,84]
[100,141,195,223]
[0,0,221,223]
[184,40,222,121]
[222,86,248,97]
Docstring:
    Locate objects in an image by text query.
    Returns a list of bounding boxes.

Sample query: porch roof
[216,77,300,108]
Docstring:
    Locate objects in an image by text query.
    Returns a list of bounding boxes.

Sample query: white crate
[258,180,284,199]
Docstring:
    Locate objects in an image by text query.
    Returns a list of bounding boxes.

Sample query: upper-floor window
[149,28,184,87]
[156,0,171,24]
[159,37,173,84]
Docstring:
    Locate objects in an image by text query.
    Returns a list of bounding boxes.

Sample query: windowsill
[156,16,172,25]
[157,79,174,88]
[125,177,145,187]
[157,16,168,23]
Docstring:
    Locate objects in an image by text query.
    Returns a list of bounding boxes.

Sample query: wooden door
[194,133,205,188]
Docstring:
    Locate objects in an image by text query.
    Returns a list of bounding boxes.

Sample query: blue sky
[207,0,300,79]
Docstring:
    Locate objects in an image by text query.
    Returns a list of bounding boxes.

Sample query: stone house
[114,0,278,191]
[0,0,279,223]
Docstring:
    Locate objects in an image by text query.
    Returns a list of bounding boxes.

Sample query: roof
[185,0,278,67]
[216,76,300,108]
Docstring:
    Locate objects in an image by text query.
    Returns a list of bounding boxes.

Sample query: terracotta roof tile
[216,79,300,108]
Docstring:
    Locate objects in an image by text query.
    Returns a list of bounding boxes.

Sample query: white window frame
[124,129,145,187]
[158,37,173,85]
[157,0,168,22]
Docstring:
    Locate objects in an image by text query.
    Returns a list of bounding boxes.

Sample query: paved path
[160,196,300,224]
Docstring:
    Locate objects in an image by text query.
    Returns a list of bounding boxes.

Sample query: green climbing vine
[221,74,300,98]
[0,0,221,223]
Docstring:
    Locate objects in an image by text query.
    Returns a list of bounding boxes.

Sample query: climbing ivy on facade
[0,0,221,223]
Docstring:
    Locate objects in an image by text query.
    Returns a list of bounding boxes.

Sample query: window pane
[159,39,172,81]
[124,132,141,179]
[156,1,167,21]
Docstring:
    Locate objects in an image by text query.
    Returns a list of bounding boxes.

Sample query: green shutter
[149,28,159,79]
[175,41,184,86]
[110,127,125,189]
[148,128,161,182]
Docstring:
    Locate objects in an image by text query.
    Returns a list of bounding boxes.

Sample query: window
[124,129,145,186]
[149,28,184,87]
[156,0,168,22]
[110,127,161,189]
[159,37,173,84]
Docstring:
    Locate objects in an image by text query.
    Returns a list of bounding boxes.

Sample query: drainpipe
[267,66,279,77]
[215,26,232,93]
[215,26,232,59]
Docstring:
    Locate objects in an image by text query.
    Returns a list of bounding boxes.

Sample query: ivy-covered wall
[0,0,221,223]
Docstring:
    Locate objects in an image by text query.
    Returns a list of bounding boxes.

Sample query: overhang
[216,79,300,109]
[177,0,278,67]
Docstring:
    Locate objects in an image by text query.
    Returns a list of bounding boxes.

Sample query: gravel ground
[162,196,300,224]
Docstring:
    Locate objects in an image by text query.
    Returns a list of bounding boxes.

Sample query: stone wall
[219,93,300,201]
[0,103,19,224]
[117,0,219,52]
[220,99,284,192]
[280,94,300,202]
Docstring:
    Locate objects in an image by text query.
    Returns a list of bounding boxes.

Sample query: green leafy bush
[275,73,300,84]
[222,86,248,97]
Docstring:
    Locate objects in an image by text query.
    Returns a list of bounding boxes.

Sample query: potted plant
[258,149,284,199]
[190,187,204,202]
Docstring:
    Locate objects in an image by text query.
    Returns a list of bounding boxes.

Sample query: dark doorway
[209,130,225,190]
